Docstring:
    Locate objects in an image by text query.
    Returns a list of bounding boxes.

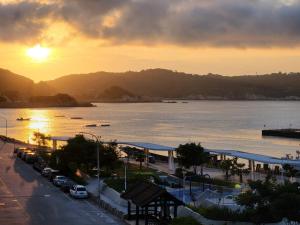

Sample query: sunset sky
[1,0,300,81]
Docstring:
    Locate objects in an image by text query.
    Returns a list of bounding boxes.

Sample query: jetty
[262,128,300,139]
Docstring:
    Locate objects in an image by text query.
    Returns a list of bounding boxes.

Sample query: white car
[70,185,88,199]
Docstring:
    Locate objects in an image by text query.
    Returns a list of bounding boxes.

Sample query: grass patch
[104,163,166,192]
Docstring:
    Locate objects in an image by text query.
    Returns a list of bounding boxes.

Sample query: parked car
[53,176,68,187]
[70,185,88,199]
[33,161,45,172]
[25,153,37,164]
[49,170,60,182]
[60,181,76,193]
[17,148,29,158]
[13,147,19,154]
[42,167,52,177]
[149,155,156,164]
[21,150,33,161]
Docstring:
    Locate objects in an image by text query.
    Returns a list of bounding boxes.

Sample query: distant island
[2,67,300,104]
[0,93,93,108]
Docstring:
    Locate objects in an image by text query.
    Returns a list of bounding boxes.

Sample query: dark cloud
[0,1,56,42]
[1,0,300,47]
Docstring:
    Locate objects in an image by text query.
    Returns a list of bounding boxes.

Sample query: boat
[16,117,31,121]
[101,124,111,127]
[71,117,83,120]
[164,101,177,103]
[86,124,97,127]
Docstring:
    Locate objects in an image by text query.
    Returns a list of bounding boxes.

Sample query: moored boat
[16,117,31,121]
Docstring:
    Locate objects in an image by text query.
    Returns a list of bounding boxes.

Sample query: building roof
[121,181,184,207]
[117,141,175,151]
[50,136,72,141]
[207,149,300,166]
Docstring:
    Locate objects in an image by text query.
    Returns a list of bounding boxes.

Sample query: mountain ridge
[2,68,300,101]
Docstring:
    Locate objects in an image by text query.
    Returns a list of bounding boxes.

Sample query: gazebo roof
[121,181,184,207]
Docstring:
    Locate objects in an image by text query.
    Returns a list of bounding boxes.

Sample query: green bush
[170,217,202,225]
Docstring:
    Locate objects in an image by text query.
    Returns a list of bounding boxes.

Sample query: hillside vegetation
[2,68,300,102]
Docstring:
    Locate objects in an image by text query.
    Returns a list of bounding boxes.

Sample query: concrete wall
[101,183,128,208]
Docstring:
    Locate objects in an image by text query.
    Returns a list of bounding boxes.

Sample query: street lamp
[0,115,7,137]
[182,170,187,203]
[122,155,130,191]
[79,132,101,201]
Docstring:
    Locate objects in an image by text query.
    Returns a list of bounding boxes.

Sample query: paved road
[0,141,123,225]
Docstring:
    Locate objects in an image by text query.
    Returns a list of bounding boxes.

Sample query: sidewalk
[86,178,127,215]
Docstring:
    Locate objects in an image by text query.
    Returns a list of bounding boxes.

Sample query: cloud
[0,1,56,42]
[1,0,300,47]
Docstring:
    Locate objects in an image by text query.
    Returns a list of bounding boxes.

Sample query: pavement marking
[44,194,51,197]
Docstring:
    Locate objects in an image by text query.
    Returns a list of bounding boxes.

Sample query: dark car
[60,181,76,193]
[17,148,26,158]
[25,153,37,164]
[49,170,60,182]
[13,147,19,154]
[149,155,156,164]
[33,161,45,172]
[21,150,32,161]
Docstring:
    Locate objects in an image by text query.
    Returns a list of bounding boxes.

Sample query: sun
[26,44,51,62]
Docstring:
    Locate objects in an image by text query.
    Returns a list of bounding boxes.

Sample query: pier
[262,128,300,139]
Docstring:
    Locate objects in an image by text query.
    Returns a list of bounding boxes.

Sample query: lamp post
[123,155,130,191]
[182,170,187,203]
[0,115,7,137]
[79,132,101,201]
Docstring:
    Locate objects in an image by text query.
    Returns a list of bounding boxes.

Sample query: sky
[1,0,300,81]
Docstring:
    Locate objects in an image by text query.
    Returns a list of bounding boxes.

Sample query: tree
[235,176,300,224]
[52,135,120,176]
[176,143,210,174]
[283,164,298,181]
[32,132,50,147]
[220,159,233,180]
[230,157,249,183]
[136,152,145,170]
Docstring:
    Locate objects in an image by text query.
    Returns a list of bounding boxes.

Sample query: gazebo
[121,181,184,225]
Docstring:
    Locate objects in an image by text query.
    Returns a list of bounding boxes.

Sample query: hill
[0,68,34,101]
[45,69,300,100]
[2,67,300,102]
[0,68,92,107]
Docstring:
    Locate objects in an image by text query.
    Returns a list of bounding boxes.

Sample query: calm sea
[0,101,299,158]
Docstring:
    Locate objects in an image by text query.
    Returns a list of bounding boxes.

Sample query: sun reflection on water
[27,111,52,143]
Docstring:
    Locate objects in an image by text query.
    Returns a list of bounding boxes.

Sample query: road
[0,141,123,225]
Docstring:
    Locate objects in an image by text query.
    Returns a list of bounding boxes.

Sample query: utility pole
[79,132,101,201]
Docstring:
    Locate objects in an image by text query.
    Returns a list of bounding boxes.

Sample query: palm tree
[283,164,298,181]
[296,150,300,159]
[32,132,50,147]
[136,153,145,170]
[220,159,233,180]
[232,158,249,183]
